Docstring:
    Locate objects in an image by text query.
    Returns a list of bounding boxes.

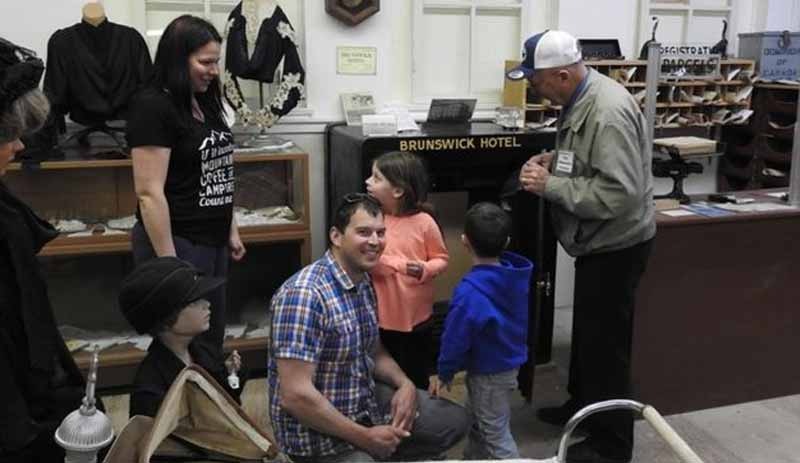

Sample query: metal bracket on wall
[537,271,553,298]
[643,41,661,159]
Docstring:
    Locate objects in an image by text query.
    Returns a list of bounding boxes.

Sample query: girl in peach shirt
[366,151,449,389]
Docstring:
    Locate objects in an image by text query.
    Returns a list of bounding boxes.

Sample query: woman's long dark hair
[151,15,224,124]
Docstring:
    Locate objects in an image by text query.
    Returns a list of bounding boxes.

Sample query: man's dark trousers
[568,238,653,456]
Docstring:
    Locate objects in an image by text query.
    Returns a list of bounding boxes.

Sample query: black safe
[326,122,558,398]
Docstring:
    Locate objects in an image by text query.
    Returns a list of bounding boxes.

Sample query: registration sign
[659,44,721,80]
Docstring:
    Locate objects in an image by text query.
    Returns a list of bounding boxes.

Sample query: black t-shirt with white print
[127,88,235,246]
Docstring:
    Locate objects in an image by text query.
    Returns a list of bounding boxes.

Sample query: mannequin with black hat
[119,257,245,418]
[1,36,99,462]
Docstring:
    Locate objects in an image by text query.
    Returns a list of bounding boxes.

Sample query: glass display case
[4,141,310,387]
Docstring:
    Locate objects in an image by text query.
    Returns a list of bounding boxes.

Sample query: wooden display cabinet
[720,83,798,190]
[4,148,311,387]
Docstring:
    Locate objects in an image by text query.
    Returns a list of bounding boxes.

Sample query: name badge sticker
[554,150,575,176]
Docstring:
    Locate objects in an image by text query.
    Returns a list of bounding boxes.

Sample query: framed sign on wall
[325,0,380,26]
[337,46,377,75]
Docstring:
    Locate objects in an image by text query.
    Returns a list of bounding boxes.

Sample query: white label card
[554,150,575,176]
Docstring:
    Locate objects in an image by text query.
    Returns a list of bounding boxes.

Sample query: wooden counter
[632,189,800,414]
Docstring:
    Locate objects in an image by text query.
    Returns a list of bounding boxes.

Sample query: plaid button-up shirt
[268,251,387,457]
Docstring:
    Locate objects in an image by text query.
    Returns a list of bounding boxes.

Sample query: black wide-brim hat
[119,257,225,335]
[0,37,44,114]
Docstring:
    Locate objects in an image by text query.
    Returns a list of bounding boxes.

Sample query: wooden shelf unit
[36,225,310,259]
[72,336,267,370]
[8,150,309,170]
[720,83,798,191]
[5,149,311,385]
[503,58,756,128]
[8,151,312,263]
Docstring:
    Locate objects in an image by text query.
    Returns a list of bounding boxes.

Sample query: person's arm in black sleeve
[128,91,179,257]
[43,31,69,134]
[132,29,153,87]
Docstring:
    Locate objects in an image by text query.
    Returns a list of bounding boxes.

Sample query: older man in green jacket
[512,30,655,463]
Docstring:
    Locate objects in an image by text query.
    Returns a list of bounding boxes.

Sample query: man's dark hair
[151,15,224,125]
[331,193,383,235]
[464,202,511,258]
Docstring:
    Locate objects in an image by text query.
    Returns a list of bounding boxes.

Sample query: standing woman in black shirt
[127,15,245,361]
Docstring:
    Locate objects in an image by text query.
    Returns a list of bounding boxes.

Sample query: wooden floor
[102,305,800,462]
[510,305,800,463]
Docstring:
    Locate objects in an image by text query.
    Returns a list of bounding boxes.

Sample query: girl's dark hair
[373,151,445,239]
[151,15,224,124]
[373,151,432,215]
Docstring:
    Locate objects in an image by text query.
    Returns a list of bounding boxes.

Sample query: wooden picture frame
[325,0,380,26]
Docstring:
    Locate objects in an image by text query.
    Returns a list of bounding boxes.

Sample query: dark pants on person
[567,238,653,457]
[380,319,434,390]
[289,382,470,463]
[131,222,229,361]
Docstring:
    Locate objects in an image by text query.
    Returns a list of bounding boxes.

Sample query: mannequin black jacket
[0,180,90,460]
[44,19,152,130]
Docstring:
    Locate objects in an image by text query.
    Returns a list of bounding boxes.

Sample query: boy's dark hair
[464,202,511,258]
[151,15,224,125]
[331,193,383,236]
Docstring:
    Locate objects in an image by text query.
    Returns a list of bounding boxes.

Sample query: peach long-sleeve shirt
[371,212,449,332]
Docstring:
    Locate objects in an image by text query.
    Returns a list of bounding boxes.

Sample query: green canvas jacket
[544,69,656,256]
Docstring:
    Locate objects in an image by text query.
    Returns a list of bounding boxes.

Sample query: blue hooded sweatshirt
[437,251,534,382]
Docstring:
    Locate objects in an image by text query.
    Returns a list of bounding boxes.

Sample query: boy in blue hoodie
[429,202,534,459]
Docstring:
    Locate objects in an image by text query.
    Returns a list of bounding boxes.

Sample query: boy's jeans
[464,368,520,459]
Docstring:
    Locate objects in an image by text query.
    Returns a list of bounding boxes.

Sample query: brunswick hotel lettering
[399,136,522,152]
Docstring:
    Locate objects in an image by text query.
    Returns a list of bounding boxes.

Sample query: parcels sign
[659,44,721,79]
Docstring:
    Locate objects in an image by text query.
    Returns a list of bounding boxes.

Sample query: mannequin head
[152,15,224,123]
[81,2,107,27]
[119,256,224,337]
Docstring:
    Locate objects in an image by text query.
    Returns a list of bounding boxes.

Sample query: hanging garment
[44,19,152,129]
[223,2,306,128]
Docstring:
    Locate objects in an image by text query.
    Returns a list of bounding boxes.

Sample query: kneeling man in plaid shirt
[268,194,469,462]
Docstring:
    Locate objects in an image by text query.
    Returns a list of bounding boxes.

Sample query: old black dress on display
[223,3,305,128]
